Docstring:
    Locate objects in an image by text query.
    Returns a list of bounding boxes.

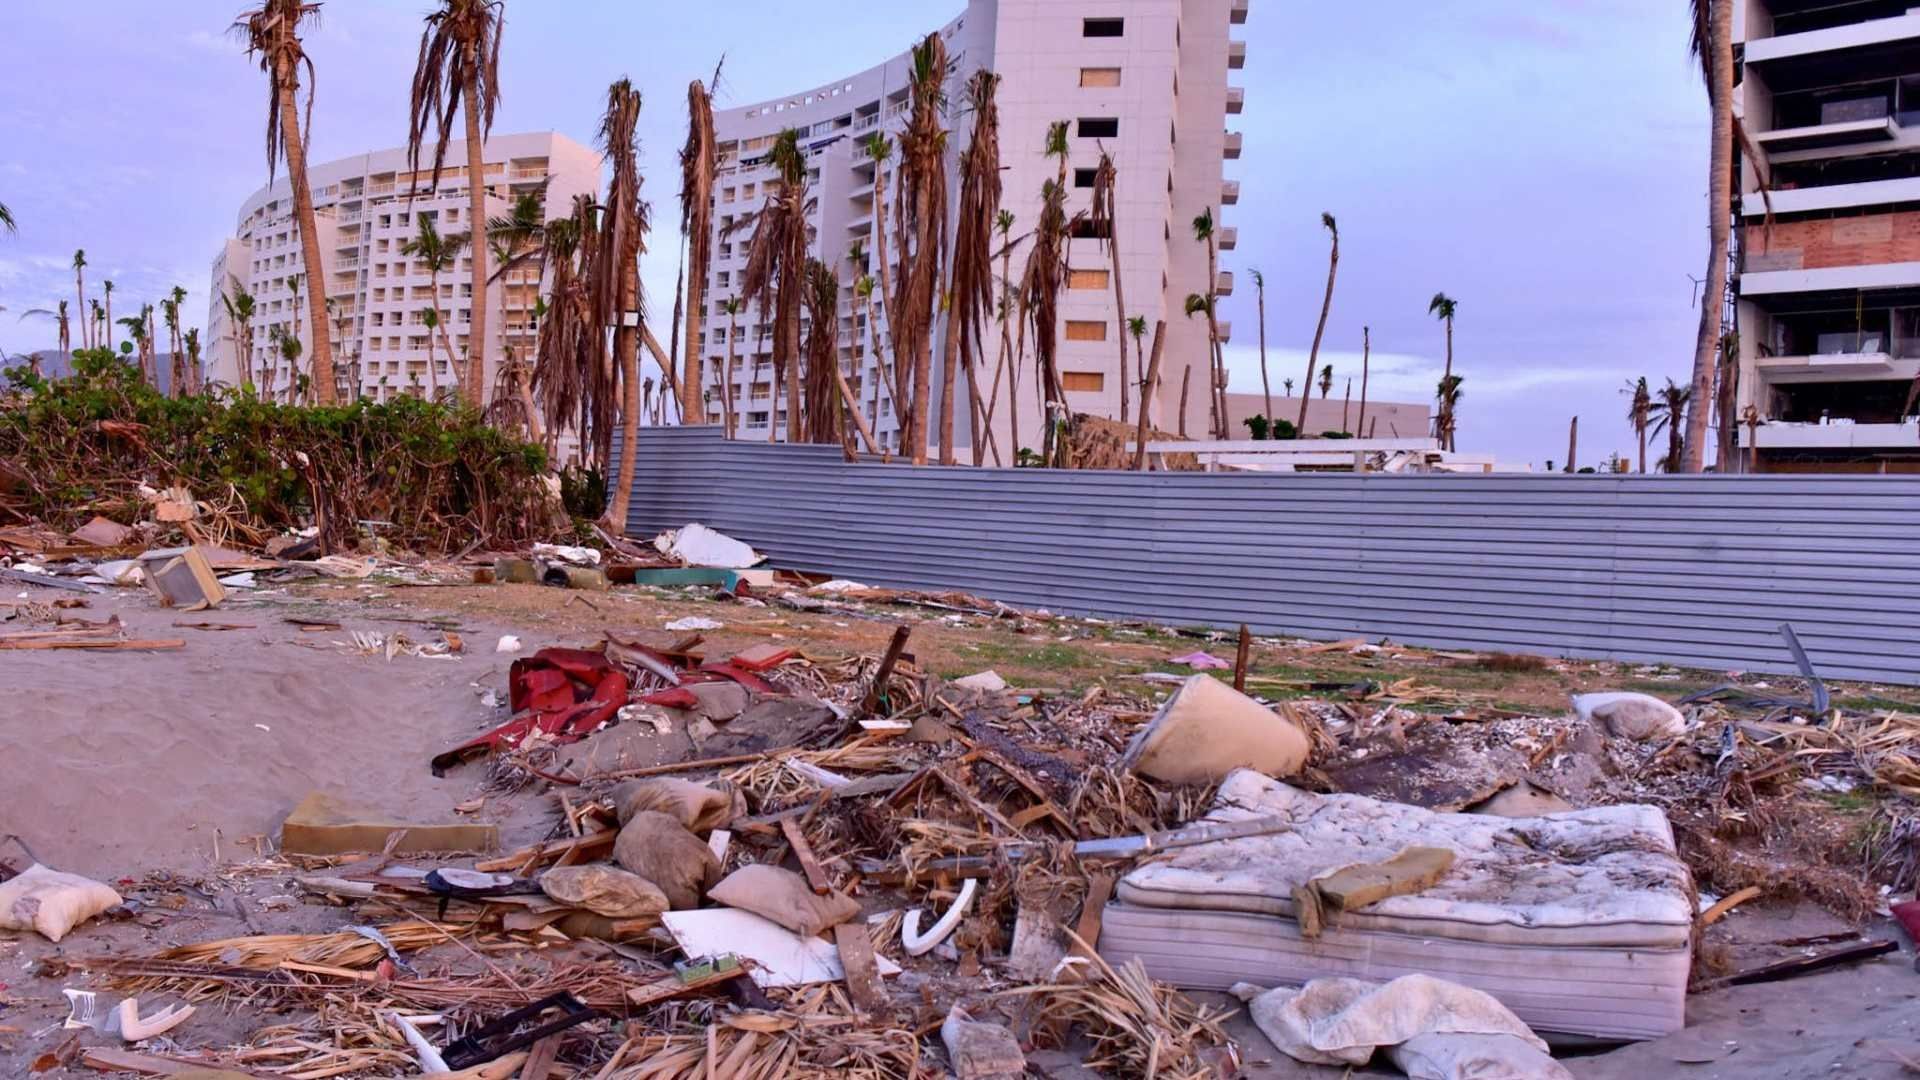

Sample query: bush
[1269,418,1298,440]
[1242,414,1270,441]
[0,350,553,554]
[1318,430,1353,440]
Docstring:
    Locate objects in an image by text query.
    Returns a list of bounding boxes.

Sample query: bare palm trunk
[1134,320,1166,471]
[1357,326,1371,438]
[461,59,489,408]
[938,283,960,465]
[724,309,739,438]
[1256,277,1271,421]
[605,254,642,530]
[1178,366,1191,439]
[1684,0,1733,472]
[1203,236,1225,438]
[1300,233,1338,433]
[1439,316,1454,449]
[908,183,935,465]
[1637,421,1648,474]
[681,232,707,427]
[74,272,88,351]
[1109,223,1129,426]
[276,55,336,405]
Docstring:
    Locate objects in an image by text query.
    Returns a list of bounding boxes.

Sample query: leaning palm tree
[1299,212,1338,432]
[1683,0,1734,473]
[895,32,951,465]
[1250,267,1271,422]
[678,68,720,422]
[1428,292,1458,448]
[943,69,1002,465]
[733,129,812,445]
[1193,208,1227,437]
[1648,378,1691,473]
[400,213,468,397]
[1089,149,1130,426]
[236,0,338,404]
[597,79,647,530]
[407,0,505,408]
[1624,376,1653,473]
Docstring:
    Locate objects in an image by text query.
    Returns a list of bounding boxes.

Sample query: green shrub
[1242,414,1271,441]
[1269,418,1298,440]
[1,350,552,554]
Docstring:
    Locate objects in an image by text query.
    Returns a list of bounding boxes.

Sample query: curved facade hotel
[206,132,600,401]
[703,0,1248,455]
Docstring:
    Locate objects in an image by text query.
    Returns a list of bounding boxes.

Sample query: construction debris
[278,792,499,856]
[1121,673,1311,783]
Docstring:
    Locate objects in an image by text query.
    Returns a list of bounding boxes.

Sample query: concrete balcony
[1226,86,1245,115]
[1740,175,1920,217]
[1218,226,1238,251]
[1228,40,1246,69]
[1746,9,1920,67]
[1753,420,1920,450]
[1221,179,1240,205]
[1231,0,1249,24]
[1742,260,1920,295]
[1754,116,1899,154]
[1223,131,1244,159]
[1215,270,1235,296]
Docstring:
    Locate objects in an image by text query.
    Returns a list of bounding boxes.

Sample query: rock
[941,1004,1026,1080]
[539,864,669,918]
[953,669,1008,692]
[1572,692,1686,742]
[1120,674,1310,784]
[612,811,721,910]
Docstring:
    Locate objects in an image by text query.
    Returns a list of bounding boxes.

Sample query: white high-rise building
[207,132,600,402]
[699,0,1246,458]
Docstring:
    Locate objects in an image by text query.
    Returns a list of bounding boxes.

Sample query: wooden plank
[780,815,830,894]
[1072,871,1117,957]
[833,921,888,1014]
[80,1047,270,1076]
[518,1034,561,1080]
[474,828,615,873]
[0,638,184,651]
[626,962,754,1008]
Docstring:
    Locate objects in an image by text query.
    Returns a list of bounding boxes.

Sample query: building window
[1083,17,1124,37]
[1068,269,1110,290]
[1064,320,1108,342]
[1077,117,1119,139]
[1070,218,1112,241]
[1062,371,1106,392]
[1080,67,1122,88]
[1074,168,1098,188]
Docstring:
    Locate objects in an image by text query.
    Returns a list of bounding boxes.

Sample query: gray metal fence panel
[613,426,1920,685]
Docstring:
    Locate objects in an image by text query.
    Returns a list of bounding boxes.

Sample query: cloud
[1220,343,1619,406]
[183,29,226,54]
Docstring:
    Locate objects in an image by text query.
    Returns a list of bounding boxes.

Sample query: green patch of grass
[1817,788,1877,815]
[935,637,1103,678]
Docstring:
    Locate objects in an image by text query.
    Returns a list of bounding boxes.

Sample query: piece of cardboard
[280,792,499,856]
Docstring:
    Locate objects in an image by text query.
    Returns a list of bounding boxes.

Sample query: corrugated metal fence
[615,426,1920,685]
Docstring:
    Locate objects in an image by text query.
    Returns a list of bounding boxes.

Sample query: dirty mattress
[1098,769,1694,1040]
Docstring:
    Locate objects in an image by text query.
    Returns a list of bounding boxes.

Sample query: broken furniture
[1098,769,1694,1041]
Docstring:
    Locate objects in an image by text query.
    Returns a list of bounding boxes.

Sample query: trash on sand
[942,1004,1027,1080]
[1571,691,1686,741]
[0,864,123,942]
[438,992,598,1071]
[903,877,978,956]
[543,564,609,591]
[659,907,902,988]
[495,634,522,653]
[112,998,197,1041]
[1170,650,1231,670]
[539,865,669,919]
[70,516,133,548]
[653,522,764,569]
[279,792,499,856]
[137,545,226,610]
[532,542,601,567]
[617,703,673,734]
[665,615,724,632]
[708,864,860,937]
[1467,779,1574,818]
[215,572,256,589]
[1234,974,1572,1079]
[952,669,1008,692]
[432,647,629,773]
[494,557,540,584]
[612,811,721,910]
[1120,673,1310,783]
[1292,845,1456,939]
[89,560,145,586]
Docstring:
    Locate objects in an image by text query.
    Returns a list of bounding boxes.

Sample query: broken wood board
[280,792,498,856]
[833,921,888,1012]
[660,908,900,989]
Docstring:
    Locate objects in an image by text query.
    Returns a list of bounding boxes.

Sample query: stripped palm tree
[1624,376,1652,474]
[235,0,338,404]
[597,80,648,530]
[102,281,115,355]
[533,202,602,459]
[117,308,152,385]
[989,209,1019,464]
[862,132,902,440]
[407,0,505,408]
[89,300,107,360]
[161,289,185,396]
[400,212,468,399]
[1127,315,1148,427]
[487,189,548,438]
[1648,378,1690,474]
[1299,212,1338,433]
[1250,268,1271,421]
[1193,209,1227,437]
[184,328,204,393]
[895,32,950,464]
[1683,0,1733,472]
[222,286,258,395]
[1021,179,1070,467]
[944,69,1002,465]
[800,258,845,445]
[1436,374,1464,452]
[678,67,720,422]
[716,295,744,437]
[732,129,812,445]
[1428,292,1458,449]
[1089,148,1131,426]
[71,251,89,350]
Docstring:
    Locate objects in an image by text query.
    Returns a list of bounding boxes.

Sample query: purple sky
[0,1,1709,468]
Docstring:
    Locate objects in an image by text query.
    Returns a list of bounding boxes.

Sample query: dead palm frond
[678,64,722,420]
[801,258,841,445]
[597,79,647,527]
[944,69,1003,466]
